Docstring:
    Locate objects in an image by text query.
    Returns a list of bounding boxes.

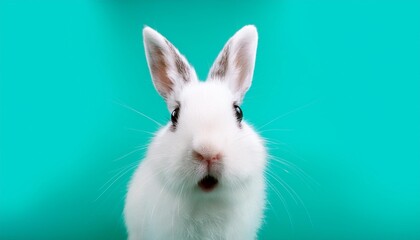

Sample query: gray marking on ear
[165,39,190,82]
[210,43,230,79]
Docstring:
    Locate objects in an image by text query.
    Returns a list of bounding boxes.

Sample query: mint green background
[1,1,419,239]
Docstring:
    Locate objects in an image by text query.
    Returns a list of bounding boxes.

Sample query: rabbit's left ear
[207,25,258,103]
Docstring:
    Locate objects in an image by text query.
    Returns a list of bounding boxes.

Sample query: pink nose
[192,150,221,166]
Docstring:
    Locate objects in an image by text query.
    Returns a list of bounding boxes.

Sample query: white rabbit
[124,25,267,240]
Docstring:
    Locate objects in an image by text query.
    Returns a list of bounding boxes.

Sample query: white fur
[124,25,266,240]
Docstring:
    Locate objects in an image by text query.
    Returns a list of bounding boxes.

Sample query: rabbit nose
[192,150,221,166]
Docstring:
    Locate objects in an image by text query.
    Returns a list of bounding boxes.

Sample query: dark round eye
[171,107,180,125]
[234,105,243,122]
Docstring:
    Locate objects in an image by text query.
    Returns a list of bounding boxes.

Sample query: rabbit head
[143,25,266,198]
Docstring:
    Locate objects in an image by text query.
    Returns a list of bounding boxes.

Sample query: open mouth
[198,175,219,192]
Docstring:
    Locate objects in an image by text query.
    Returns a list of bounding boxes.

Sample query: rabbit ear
[143,26,198,101]
[207,25,258,103]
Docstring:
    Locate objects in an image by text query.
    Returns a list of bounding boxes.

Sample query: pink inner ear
[166,40,190,83]
[234,43,252,93]
[210,44,230,79]
[150,46,173,99]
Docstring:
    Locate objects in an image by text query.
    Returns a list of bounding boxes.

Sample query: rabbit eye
[234,105,243,122]
[171,107,180,126]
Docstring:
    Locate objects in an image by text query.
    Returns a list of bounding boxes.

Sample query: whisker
[264,198,281,225]
[125,127,157,136]
[258,100,318,131]
[266,160,315,228]
[265,169,298,206]
[262,137,288,147]
[149,174,171,223]
[101,162,139,190]
[113,147,146,162]
[96,154,171,203]
[95,163,138,202]
[268,155,318,189]
[114,100,163,127]
[265,177,294,231]
[275,150,320,186]
[258,128,295,134]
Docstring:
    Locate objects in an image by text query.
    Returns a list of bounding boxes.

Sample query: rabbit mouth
[198,175,219,192]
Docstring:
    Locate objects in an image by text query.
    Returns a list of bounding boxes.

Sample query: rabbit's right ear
[143,27,198,102]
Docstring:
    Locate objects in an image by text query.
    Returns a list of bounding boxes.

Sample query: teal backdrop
[1,0,419,239]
